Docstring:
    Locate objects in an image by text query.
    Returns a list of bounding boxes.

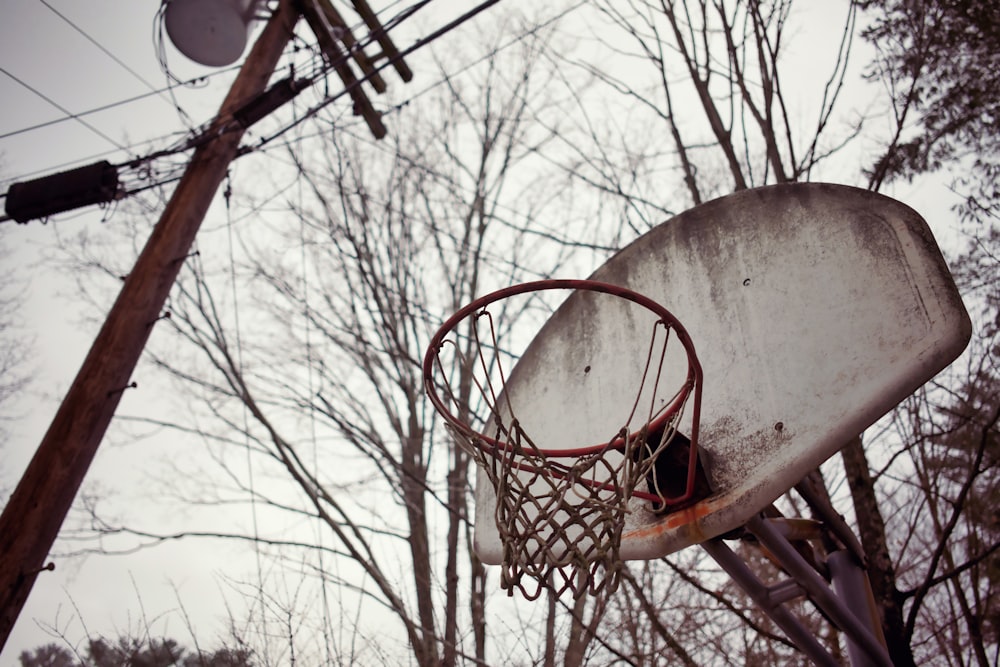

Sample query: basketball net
[424,280,703,599]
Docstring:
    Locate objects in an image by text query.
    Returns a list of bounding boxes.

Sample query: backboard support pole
[746,515,893,665]
[704,515,894,666]
[702,538,841,667]
[829,550,889,666]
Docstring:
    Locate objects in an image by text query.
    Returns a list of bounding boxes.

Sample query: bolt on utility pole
[0,0,299,652]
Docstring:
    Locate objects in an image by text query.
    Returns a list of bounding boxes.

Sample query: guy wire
[289,98,336,662]
[224,169,268,626]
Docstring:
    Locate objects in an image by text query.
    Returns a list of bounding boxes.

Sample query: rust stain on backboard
[624,497,723,545]
[462,183,971,564]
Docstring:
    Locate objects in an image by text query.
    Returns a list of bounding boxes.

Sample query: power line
[0,75,213,142]
[0,129,184,190]
[4,0,554,222]
[38,0,172,106]
[236,0,585,154]
[247,0,504,152]
[0,65,127,152]
[242,0,585,155]
[0,51,313,190]
[2,0,409,223]
[118,0,505,184]
[0,0,447,188]
[8,0,430,191]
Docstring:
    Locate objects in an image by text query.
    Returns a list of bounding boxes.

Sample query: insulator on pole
[4,161,120,224]
[233,77,308,128]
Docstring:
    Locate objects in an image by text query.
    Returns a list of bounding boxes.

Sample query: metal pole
[748,516,893,666]
[0,1,299,652]
[702,539,841,667]
[829,550,889,667]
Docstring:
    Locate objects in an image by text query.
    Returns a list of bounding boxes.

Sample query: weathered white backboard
[473,183,971,562]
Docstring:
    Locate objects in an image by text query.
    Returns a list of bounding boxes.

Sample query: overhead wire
[220,167,268,629]
[245,0,499,153]
[0,65,245,194]
[37,0,191,125]
[287,92,337,662]
[22,1,594,258]
[0,8,334,190]
[0,78,208,142]
[76,0,458,192]
[235,1,604,254]
[368,0,588,127]
[3,0,582,229]
[1,0,477,191]
[237,0,587,171]
[0,129,189,196]
[1,1,244,164]
[0,65,128,152]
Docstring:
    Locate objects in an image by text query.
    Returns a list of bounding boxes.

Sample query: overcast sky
[0,0,972,662]
[0,1,459,659]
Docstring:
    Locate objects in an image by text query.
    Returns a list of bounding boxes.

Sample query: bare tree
[41,1,999,664]
[58,18,617,665]
[531,1,996,664]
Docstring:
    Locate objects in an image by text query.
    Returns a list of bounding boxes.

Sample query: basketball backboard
[453,183,970,568]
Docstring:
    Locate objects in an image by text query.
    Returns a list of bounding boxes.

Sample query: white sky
[0,1,464,660]
[0,3,266,660]
[0,0,973,663]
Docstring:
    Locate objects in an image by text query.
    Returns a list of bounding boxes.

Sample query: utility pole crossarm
[0,0,299,653]
[299,0,414,140]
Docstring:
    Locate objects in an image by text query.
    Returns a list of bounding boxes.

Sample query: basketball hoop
[423,280,704,599]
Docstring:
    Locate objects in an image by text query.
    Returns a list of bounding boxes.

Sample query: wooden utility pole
[0,0,298,652]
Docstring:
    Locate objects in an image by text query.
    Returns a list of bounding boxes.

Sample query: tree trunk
[401,415,439,667]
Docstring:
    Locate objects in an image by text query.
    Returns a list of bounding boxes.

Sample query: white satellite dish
[164,0,265,67]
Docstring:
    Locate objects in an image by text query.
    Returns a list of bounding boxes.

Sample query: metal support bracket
[702,515,893,666]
